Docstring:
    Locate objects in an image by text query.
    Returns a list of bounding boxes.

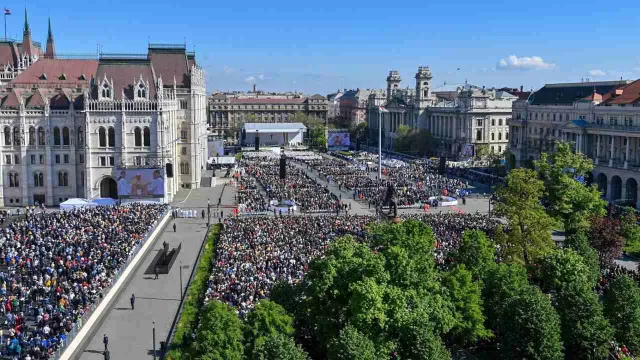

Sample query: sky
[10,0,640,94]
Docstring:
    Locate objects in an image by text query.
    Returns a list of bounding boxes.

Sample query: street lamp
[152,321,156,360]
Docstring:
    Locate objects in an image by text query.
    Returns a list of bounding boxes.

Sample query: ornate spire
[47,17,53,41]
[45,16,56,58]
[24,8,29,33]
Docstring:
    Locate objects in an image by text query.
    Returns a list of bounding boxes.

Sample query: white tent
[59,198,98,211]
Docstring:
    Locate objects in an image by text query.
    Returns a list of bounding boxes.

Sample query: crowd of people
[206,213,500,316]
[0,203,167,359]
[447,167,506,186]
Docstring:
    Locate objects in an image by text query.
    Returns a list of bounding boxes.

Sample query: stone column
[625,136,630,169]
[609,135,614,167]
[596,135,600,165]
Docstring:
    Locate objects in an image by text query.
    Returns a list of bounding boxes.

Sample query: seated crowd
[206,213,500,317]
[0,204,167,359]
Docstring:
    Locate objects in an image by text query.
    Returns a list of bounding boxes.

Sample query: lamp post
[152,321,156,360]
[179,260,183,300]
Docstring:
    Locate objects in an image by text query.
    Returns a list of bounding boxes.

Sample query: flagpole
[378,107,382,180]
[4,11,6,41]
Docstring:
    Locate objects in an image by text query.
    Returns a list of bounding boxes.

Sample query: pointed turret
[45,17,56,58]
[21,8,36,58]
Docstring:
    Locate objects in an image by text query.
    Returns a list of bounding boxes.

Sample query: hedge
[165,224,220,360]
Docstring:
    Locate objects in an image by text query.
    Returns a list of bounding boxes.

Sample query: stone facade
[0,42,207,207]
[339,88,385,127]
[508,79,640,208]
[208,92,328,139]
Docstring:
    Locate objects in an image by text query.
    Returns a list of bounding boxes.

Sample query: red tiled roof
[95,59,156,100]
[50,90,70,109]
[10,59,98,87]
[229,98,305,104]
[148,50,189,88]
[3,89,22,108]
[25,89,46,108]
[601,79,640,105]
[0,42,18,69]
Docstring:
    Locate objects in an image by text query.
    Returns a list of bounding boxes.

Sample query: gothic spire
[45,16,56,58]
[24,8,29,34]
[47,17,53,41]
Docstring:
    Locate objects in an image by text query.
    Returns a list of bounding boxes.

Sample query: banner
[327,131,350,150]
[115,168,165,199]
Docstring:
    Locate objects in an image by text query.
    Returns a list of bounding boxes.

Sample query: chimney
[253,84,257,93]
[520,85,523,92]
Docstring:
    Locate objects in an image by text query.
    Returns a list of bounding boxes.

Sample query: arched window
[134,127,142,147]
[491,119,495,126]
[62,127,70,145]
[34,172,44,187]
[77,127,84,145]
[180,162,190,175]
[8,172,18,187]
[180,122,189,140]
[108,127,115,147]
[28,127,35,145]
[98,127,106,147]
[143,127,150,147]
[13,127,20,145]
[58,171,68,186]
[102,83,111,99]
[491,133,495,141]
[499,119,503,126]
[53,127,61,145]
[498,133,502,140]
[3,127,11,145]
[37,127,45,145]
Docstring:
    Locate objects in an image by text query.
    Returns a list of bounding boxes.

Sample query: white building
[242,122,306,147]
[366,67,516,159]
[0,43,207,207]
[508,79,640,208]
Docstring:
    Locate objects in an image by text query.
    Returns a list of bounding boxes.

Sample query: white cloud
[588,69,606,77]
[497,55,554,70]
[223,66,235,74]
[245,76,256,84]
[258,74,265,81]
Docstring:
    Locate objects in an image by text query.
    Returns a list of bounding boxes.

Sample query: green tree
[481,262,529,332]
[251,334,309,360]
[244,301,295,359]
[564,232,601,286]
[537,250,614,359]
[327,325,383,360]
[535,141,606,234]
[349,121,368,147]
[450,230,495,279]
[394,125,412,153]
[493,168,556,265]
[442,265,491,345]
[192,301,244,360]
[604,275,640,352]
[410,129,435,157]
[620,207,640,255]
[501,285,564,360]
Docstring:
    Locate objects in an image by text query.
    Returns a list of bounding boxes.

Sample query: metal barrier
[46,208,169,360]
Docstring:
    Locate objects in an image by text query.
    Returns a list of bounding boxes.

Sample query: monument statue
[382,181,399,220]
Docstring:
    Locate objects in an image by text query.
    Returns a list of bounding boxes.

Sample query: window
[33,172,44,187]
[498,146,502,152]
[491,133,495,141]
[553,114,556,121]
[109,156,115,166]
[8,173,18,187]
[80,172,85,186]
[64,154,69,164]
[476,130,482,141]
[499,119,503,126]
[99,156,106,167]
[3,127,10,145]
[108,127,115,147]
[98,127,106,147]
[180,123,189,140]
[58,171,68,186]
[180,161,190,174]
[143,127,150,147]
[62,127,70,145]
[134,156,142,166]
[5,154,11,164]
[491,119,495,126]
[77,127,84,145]
[546,113,550,121]
[14,154,19,164]
[559,114,563,121]
[181,146,187,155]
[30,155,35,164]
[53,127,61,145]
[55,155,60,164]
[476,119,482,126]
[179,100,188,109]
[28,127,35,145]
[39,155,45,164]
[37,127,45,145]
[491,146,495,153]
[134,127,142,147]
[13,127,19,145]
[498,133,502,140]
[79,154,84,163]
[506,132,509,140]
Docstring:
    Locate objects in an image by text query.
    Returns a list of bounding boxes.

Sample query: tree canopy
[604,275,640,352]
[193,301,245,360]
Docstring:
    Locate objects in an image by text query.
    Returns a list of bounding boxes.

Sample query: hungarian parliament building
[0,10,207,207]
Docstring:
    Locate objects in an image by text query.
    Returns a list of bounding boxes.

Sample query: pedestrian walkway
[78,183,235,360]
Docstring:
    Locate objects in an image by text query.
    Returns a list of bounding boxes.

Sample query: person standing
[130,294,135,310]
[201,209,205,219]
[173,223,176,232]
[103,334,109,351]
[154,266,159,280]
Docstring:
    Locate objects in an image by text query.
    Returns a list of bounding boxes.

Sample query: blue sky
[12,0,640,94]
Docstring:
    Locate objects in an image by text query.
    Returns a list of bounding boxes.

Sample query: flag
[4,9,10,15]
[379,106,389,113]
